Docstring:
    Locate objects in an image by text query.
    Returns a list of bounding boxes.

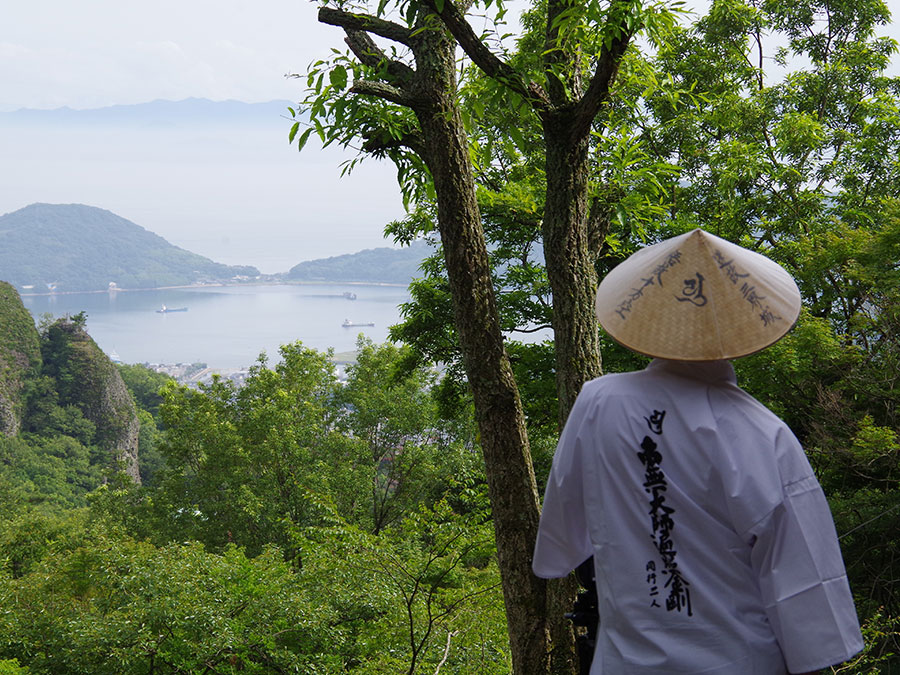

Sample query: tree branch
[344,29,415,83]
[511,324,553,334]
[572,24,633,139]
[319,7,414,46]
[433,630,458,675]
[352,79,418,107]
[586,193,613,257]
[421,0,552,111]
[357,122,427,167]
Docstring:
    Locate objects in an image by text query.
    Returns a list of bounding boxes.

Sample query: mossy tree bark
[423,0,633,426]
[406,6,634,667]
[316,9,564,672]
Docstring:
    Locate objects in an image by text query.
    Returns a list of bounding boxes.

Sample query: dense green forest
[0,296,509,672]
[2,0,900,672]
[0,204,259,293]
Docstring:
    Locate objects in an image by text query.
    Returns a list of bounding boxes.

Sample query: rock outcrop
[41,316,141,483]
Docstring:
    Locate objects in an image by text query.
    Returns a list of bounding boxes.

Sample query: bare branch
[319,7,414,46]
[352,79,418,107]
[433,630,459,675]
[421,0,552,111]
[511,324,552,334]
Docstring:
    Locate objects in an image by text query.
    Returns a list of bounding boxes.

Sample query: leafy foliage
[1,338,509,673]
[0,503,508,674]
[116,363,173,419]
[0,282,41,436]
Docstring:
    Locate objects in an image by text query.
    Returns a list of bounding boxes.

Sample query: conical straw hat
[595,229,802,360]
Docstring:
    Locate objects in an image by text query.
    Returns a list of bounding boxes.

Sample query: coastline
[19,278,410,297]
[21,280,407,376]
[150,349,358,387]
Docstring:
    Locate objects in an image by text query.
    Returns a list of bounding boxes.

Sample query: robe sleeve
[532,390,594,579]
[747,431,864,673]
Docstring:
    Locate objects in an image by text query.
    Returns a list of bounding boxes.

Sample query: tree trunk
[314,4,600,668]
[538,108,600,675]
[542,110,603,428]
[413,29,555,675]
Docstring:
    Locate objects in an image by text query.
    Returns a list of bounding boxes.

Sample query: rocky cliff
[0,282,42,436]
[41,316,142,483]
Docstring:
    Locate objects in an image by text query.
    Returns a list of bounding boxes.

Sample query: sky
[0,0,328,111]
[2,0,899,273]
[0,0,412,273]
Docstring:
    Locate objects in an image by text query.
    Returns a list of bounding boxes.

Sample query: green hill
[285,239,431,285]
[0,203,259,293]
[0,287,142,498]
[0,282,41,436]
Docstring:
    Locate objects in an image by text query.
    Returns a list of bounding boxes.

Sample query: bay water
[21,283,411,371]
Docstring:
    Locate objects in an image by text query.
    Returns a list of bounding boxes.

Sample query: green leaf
[297,128,314,152]
[313,118,326,143]
[329,65,348,91]
[404,1,414,25]
[288,121,300,144]
[507,124,525,151]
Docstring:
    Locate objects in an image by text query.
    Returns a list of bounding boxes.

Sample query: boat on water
[156,304,189,313]
[342,319,375,327]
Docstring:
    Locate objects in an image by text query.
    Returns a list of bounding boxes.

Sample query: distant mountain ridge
[0,203,431,292]
[1,98,295,127]
[0,203,259,293]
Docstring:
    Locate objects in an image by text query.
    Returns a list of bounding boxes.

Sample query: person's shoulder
[719,383,787,424]
[712,383,798,448]
[580,369,645,395]
[573,370,654,415]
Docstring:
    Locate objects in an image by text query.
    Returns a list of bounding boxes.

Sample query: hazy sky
[5,0,897,112]
[1,0,329,111]
[2,0,898,273]
[1,0,416,273]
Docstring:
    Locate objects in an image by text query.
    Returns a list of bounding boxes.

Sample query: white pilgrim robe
[533,359,863,674]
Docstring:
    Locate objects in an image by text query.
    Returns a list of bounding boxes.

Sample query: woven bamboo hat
[595,229,802,360]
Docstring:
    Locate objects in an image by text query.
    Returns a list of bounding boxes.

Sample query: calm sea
[21,283,411,370]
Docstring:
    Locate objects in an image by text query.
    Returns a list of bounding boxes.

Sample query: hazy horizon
[3,0,896,276]
[0,98,408,275]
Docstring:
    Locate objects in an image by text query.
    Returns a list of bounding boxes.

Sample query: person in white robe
[533,229,864,674]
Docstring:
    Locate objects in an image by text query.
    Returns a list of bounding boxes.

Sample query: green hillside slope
[285,239,430,285]
[0,203,259,292]
[0,282,41,436]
